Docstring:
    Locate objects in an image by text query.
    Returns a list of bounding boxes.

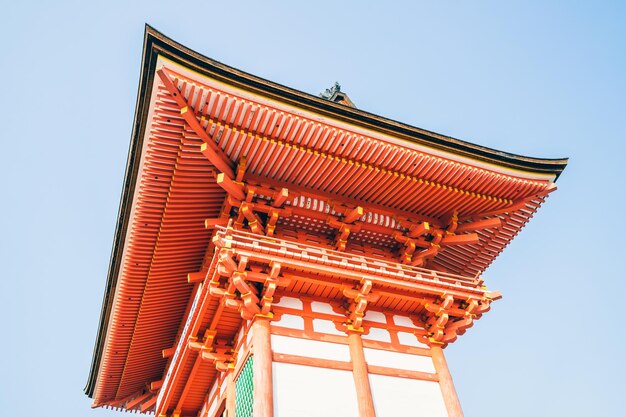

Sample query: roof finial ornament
[319,81,356,108]
[320,82,341,99]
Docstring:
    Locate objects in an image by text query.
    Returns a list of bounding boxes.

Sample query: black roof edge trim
[84,26,159,398]
[145,24,567,178]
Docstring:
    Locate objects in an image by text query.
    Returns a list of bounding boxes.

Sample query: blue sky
[1,1,624,416]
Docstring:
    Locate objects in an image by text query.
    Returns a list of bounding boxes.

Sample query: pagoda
[86,26,567,417]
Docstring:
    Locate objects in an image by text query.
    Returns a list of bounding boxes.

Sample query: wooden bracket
[343,279,379,331]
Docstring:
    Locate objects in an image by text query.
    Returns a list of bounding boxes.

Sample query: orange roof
[86,25,567,411]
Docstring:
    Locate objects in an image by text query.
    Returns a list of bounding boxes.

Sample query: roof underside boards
[86,26,567,413]
[92,83,224,405]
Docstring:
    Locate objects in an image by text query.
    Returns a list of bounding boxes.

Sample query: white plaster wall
[310,301,341,316]
[393,314,419,328]
[275,313,305,329]
[271,334,350,361]
[369,374,448,417]
[364,310,387,323]
[361,327,391,343]
[312,318,344,336]
[275,296,303,309]
[273,363,359,417]
[397,331,430,348]
[363,347,436,373]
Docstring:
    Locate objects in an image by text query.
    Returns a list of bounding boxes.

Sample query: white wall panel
[364,310,387,323]
[363,347,435,373]
[275,313,305,330]
[312,319,344,336]
[275,296,303,309]
[397,331,429,348]
[310,301,341,315]
[273,363,359,417]
[393,314,419,328]
[370,374,448,417]
[361,327,391,343]
[271,334,350,361]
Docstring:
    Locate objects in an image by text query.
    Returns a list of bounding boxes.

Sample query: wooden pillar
[252,318,273,417]
[347,332,376,417]
[225,371,236,417]
[431,346,463,417]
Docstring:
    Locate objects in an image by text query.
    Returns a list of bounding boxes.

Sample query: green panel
[235,356,254,417]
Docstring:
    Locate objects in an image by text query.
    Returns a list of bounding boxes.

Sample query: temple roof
[85,25,567,410]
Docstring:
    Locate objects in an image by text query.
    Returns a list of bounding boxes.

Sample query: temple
[86,26,567,417]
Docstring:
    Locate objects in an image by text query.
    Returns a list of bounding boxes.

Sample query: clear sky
[1,1,624,416]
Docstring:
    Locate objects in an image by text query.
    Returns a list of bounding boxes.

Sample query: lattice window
[235,356,254,417]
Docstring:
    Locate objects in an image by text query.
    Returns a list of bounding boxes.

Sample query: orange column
[252,318,274,417]
[430,346,464,417]
[226,371,236,417]
[347,332,376,417]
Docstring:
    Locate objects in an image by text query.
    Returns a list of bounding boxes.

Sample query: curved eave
[143,24,567,179]
[86,24,568,398]
[85,26,159,398]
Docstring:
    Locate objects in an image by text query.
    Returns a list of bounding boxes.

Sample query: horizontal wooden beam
[367,364,439,382]
[126,392,152,410]
[216,172,245,201]
[441,233,480,246]
[456,218,502,233]
[272,352,352,371]
[162,346,176,359]
[187,271,205,284]
[140,396,157,413]
[343,206,364,224]
[245,172,443,228]
[272,188,289,207]
[205,217,230,229]
[409,221,430,238]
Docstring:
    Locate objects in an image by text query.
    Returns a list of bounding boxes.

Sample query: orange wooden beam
[272,352,352,371]
[126,392,152,410]
[216,172,246,201]
[140,396,157,413]
[456,217,502,233]
[236,155,247,182]
[187,271,205,284]
[272,187,289,207]
[409,221,431,238]
[367,364,439,382]
[156,69,235,177]
[205,217,230,229]
[245,172,444,228]
[442,233,480,246]
[162,346,176,359]
[343,205,364,223]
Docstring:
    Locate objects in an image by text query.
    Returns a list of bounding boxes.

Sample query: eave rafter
[155,67,555,272]
[156,68,235,178]
[161,67,552,214]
